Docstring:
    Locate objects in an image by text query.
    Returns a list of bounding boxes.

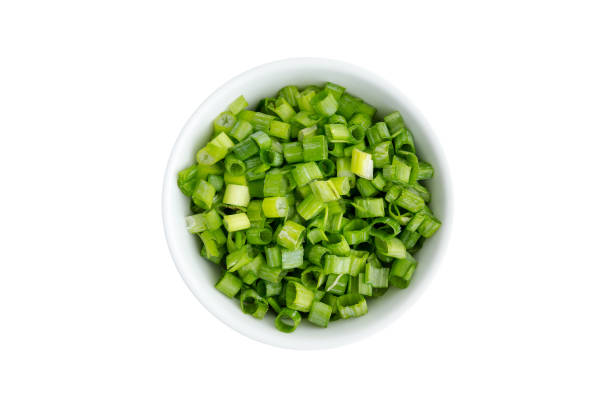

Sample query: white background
[1,1,611,406]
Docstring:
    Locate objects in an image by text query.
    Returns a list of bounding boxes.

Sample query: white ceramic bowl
[162,58,452,349]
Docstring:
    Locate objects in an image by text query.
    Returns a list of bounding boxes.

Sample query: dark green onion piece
[302,134,328,162]
[285,281,314,312]
[365,263,389,288]
[389,254,418,289]
[417,161,434,180]
[324,273,349,295]
[383,111,406,134]
[275,308,302,333]
[240,289,268,319]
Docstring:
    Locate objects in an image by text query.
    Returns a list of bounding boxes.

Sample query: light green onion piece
[310,180,340,202]
[374,236,407,259]
[223,213,251,232]
[285,281,314,312]
[192,179,216,209]
[281,247,304,269]
[302,134,328,162]
[323,255,350,275]
[325,273,349,295]
[297,194,325,220]
[223,184,250,207]
[228,95,248,115]
[291,162,323,187]
[353,198,385,218]
[196,132,235,165]
[276,221,305,250]
[262,197,289,218]
[365,263,389,288]
[389,254,417,289]
[351,148,373,180]
[215,273,242,298]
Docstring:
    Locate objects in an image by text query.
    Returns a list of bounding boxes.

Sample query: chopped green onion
[324,82,345,101]
[365,263,389,288]
[369,217,401,238]
[278,86,299,108]
[223,213,251,232]
[283,142,303,163]
[223,184,250,207]
[356,178,378,197]
[389,254,417,289]
[262,196,289,218]
[358,273,373,296]
[308,301,333,328]
[297,88,317,112]
[310,180,340,202]
[302,134,328,162]
[323,255,350,275]
[285,281,314,312]
[275,308,302,333]
[228,95,248,115]
[258,263,284,283]
[337,294,368,318]
[418,215,442,238]
[264,245,282,268]
[263,171,288,197]
[323,233,351,256]
[342,219,370,245]
[317,159,336,177]
[374,236,407,259]
[329,177,350,195]
[197,132,235,165]
[383,111,406,134]
[276,220,305,250]
[337,93,362,118]
[269,120,291,140]
[229,119,253,142]
[417,161,434,180]
[325,124,351,143]
[395,187,425,213]
[213,111,237,135]
[373,141,394,168]
[325,273,349,295]
[192,180,216,209]
[353,198,385,218]
[351,148,373,180]
[291,162,323,187]
[240,289,268,319]
[215,273,242,298]
[311,90,338,117]
[297,193,325,220]
[281,247,304,269]
[245,226,273,245]
[305,245,330,267]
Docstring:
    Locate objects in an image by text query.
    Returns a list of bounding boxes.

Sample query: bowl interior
[163,58,450,349]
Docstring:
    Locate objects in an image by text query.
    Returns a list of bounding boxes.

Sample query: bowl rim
[162,57,453,349]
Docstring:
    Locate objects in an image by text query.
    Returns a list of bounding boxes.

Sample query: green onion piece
[185,213,208,233]
[192,180,216,209]
[248,179,264,198]
[328,142,344,158]
[348,250,368,276]
[373,141,394,168]
[389,254,417,289]
[369,217,401,238]
[305,245,329,267]
[302,134,328,162]
[407,210,428,232]
[307,228,327,245]
[337,294,368,318]
[349,112,373,130]
[324,82,345,101]
[275,308,302,333]
[317,159,335,178]
[276,220,305,250]
[267,297,282,313]
[297,194,325,220]
[215,273,242,298]
[418,215,442,238]
[245,226,273,245]
[308,301,333,328]
[395,187,425,212]
[292,111,322,128]
[281,247,304,269]
[323,233,350,256]
[261,196,289,218]
[384,111,406,134]
[196,132,235,165]
[263,171,288,197]
[336,157,356,188]
[383,156,412,186]
[328,114,347,125]
[246,200,264,224]
[229,119,253,142]
[351,148,373,180]
[223,213,251,232]
[283,142,303,163]
[366,122,391,146]
[297,88,317,112]
[342,219,370,245]
[365,263,389,288]
[323,255,350,275]
[285,281,314,312]
[248,112,275,132]
[177,164,201,196]
[329,177,350,195]
[199,230,222,260]
[393,128,415,154]
[297,125,317,142]
[225,245,252,272]
[353,198,385,218]
[231,137,259,161]
[223,173,247,186]
[228,95,248,115]
[311,90,338,117]
[411,183,431,203]
[278,85,299,108]
[374,236,407,259]
[337,93,363,118]
[301,266,324,290]
[399,229,422,249]
[201,209,222,230]
[358,273,373,296]
[236,253,263,285]
[209,227,227,245]
[258,263,284,283]
[354,101,376,118]
[207,174,224,192]
[250,131,272,150]
[326,199,345,215]
[291,162,323,187]
[325,124,351,143]
[223,184,250,207]
[213,111,237,135]
[240,289,268,319]
[385,184,402,203]
[325,273,349,295]
[271,97,296,122]
[269,120,291,140]
[356,178,378,197]
[309,180,339,202]
[372,172,386,190]
[417,161,434,180]
[264,245,282,268]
